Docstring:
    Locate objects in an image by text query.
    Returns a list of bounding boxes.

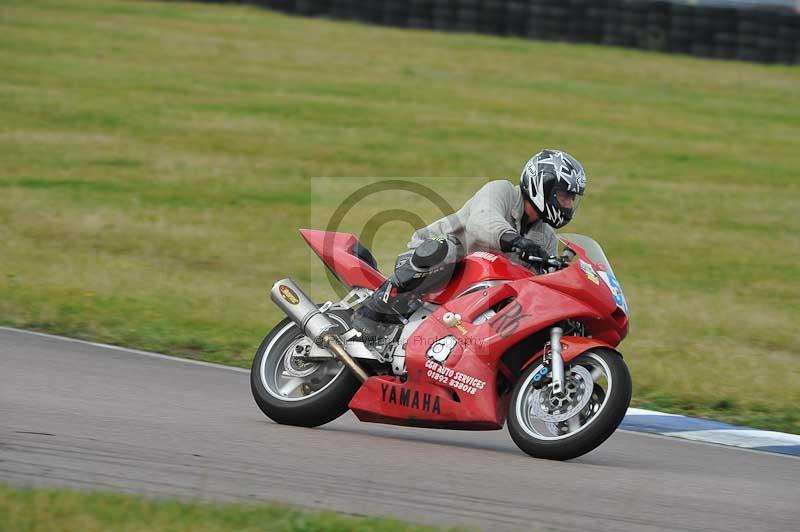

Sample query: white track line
[665,429,800,449]
[615,428,800,459]
[0,326,249,374]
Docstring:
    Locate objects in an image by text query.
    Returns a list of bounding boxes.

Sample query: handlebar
[512,246,571,271]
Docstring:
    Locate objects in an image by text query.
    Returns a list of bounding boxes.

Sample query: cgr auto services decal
[424,358,486,396]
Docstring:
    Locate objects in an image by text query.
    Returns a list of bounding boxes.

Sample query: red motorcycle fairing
[348,377,506,431]
[518,336,619,373]
[300,230,534,298]
[349,256,628,430]
[422,251,534,304]
[299,229,386,290]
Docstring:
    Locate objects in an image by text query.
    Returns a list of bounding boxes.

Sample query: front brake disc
[530,364,593,423]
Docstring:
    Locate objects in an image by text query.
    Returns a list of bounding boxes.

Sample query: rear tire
[507,349,631,461]
[250,310,361,427]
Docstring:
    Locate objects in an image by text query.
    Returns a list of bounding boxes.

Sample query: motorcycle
[251,229,631,461]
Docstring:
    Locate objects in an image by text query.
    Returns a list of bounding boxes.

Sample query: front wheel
[507,349,631,461]
[250,310,361,427]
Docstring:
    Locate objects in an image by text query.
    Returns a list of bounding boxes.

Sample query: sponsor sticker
[579,260,600,285]
[598,270,629,313]
[279,285,300,305]
[489,299,529,338]
[471,251,499,263]
[425,359,486,396]
[427,336,458,363]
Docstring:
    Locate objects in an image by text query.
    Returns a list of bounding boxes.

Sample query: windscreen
[557,233,615,276]
[558,233,628,314]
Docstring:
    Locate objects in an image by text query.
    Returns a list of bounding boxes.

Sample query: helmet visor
[555,189,582,217]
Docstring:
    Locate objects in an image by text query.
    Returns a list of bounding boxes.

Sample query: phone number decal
[425,359,486,395]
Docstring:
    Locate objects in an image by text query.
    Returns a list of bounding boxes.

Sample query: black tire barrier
[352,1,384,24]
[405,0,432,29]
[294,1,330,16]
[381,0,411,27]
[188,1,800,64]
[456,0,481,33]
[505,1,530,37]
[433,0,460,31]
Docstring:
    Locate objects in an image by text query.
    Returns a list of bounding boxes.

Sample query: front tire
[250,310,361,427]
[507,349,631,461]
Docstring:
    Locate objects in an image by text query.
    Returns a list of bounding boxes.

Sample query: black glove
[499,232,549,262]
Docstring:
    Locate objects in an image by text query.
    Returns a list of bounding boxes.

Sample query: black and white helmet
[520,149,587,229]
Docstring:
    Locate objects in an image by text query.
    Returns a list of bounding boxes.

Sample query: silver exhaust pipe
[270,278,369,383]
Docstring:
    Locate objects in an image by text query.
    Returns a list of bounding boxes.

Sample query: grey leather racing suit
[408,179,558,259]
[358,180,557,327]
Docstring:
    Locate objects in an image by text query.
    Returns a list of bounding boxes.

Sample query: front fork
[547,327,566,395]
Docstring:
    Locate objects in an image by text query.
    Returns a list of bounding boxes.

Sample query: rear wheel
[507,349,631,461]
[250,310,361,427]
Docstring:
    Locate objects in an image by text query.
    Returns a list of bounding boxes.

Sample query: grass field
[0,483,448,531]
[1,0,798,433]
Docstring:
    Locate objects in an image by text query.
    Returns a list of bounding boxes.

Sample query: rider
[353,149,588,343]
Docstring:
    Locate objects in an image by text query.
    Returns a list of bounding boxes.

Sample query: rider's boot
[352,281,412,346]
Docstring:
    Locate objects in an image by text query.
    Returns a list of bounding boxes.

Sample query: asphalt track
[1,327,798,532]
